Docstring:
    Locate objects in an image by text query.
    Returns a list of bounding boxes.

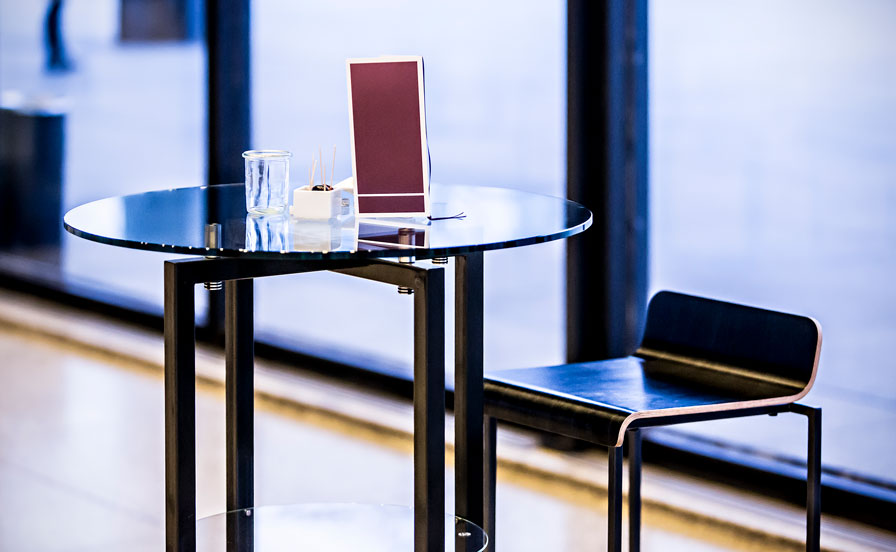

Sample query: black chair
[482,291,822,551]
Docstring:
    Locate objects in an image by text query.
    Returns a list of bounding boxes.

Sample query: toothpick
[319,146,324,189]
[310,156,317,190]
[331,145,336,188]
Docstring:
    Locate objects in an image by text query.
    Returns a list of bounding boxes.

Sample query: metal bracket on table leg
[398,256,416,294]
[396,228,417,294]
[397,255,416,294]
[203,223,223,291]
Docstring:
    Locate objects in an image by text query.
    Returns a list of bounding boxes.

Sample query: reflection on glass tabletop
[196,503,487,552]
[63,183,592,260]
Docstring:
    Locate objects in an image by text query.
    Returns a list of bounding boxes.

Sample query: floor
[2,290,895,551]
[0,313,726,551]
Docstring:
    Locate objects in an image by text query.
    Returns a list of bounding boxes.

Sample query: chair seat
[485,356,808,447]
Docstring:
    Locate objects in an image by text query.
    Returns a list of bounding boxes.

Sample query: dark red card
[347,57,429,216]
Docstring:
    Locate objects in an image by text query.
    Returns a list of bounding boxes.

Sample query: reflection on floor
[2,292,895,551]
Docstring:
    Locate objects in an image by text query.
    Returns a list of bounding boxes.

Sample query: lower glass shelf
[196,503,488,551]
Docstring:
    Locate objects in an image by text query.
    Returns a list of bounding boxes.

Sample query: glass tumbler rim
[242,149,292,159]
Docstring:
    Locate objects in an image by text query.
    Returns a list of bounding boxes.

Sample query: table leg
[413,267,446,552]
[225,278,254,551]
[454,252,485,531]
[164,262,197,552]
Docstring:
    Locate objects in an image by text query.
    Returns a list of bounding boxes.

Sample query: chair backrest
[635,291,821,394]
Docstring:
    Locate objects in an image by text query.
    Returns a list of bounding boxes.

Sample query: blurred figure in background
[44,0,73,71]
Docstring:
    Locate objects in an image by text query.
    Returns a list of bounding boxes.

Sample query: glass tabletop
[196,503,487,551]
[63,183,591,260]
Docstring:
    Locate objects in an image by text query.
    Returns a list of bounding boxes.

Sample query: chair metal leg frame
[620,409,820,552]
[608,445,624,552]
[482,422,630,552]
[483,415,498,551]
[627,428,642,552]
[611,432,643,552]
[163,257,447,552]
[483,409,821,552]
[481,424,640,552]
[790,404,822,552]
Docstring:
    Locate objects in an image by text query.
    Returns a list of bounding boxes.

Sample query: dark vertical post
[455,251,485,528]
[607,446,624,552]
[206,0,251,186]
[225,278,254,510]
[414,268,446,552]
[205,0,251,340]
[483,415,498,551]
[627,428,642,552]
[566,0,649,361]
[164,262,197,552]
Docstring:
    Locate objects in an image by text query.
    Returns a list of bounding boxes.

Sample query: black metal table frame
[163,251,486,552]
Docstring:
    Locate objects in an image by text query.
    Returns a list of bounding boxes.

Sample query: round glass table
[196,504,487,552]
[63,183,591,259]
[64,182,591,552]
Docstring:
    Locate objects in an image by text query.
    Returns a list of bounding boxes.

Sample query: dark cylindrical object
[119,0,203,42]
[0,105,65,250]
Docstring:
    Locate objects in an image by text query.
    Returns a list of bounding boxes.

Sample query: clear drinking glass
[243,150,291,215]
